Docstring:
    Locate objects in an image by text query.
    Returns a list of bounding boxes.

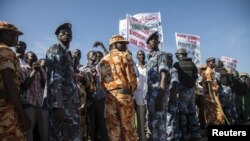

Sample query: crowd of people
[0,21,250,141]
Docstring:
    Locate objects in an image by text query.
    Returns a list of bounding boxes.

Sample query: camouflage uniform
[165,67,181,141]
[204,67,225,125]
[46,43,80,141]
[99,49,138,141]
[173,57,200,140]
[81,63,108,141]
[146,50,169,141]
[218,85,236,124]
[77,80,88,141]
[0,43,26,141]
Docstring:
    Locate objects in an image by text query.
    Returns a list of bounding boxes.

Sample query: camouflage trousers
[204,94,225,125]
[49,108,80,141]
[0,102,26,141]
[105,90,138,141]
[80,110,88,141]
[219,85,237,124]
[165,91,181,141]
[146,88,167,141]
[178,86,200,139]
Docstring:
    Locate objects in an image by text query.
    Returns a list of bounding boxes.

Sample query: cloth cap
[0,21,23,35]
[240,72,249,77]
[55,23,72,35]
[206,57,215,63]
[146,31,160,44]
[109,35,129,45]
[200,64,207,69]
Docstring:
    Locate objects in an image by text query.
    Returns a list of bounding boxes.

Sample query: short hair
[87,50,96,60]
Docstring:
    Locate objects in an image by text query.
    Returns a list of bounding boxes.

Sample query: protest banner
[119,12,163,51]
[221,56,237,70]
[175,32,201,66]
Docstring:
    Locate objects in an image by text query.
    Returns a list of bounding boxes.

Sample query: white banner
[119,19,127,39]
[119,12,163,51]
[221,56,237,70]
[175,32,201,66]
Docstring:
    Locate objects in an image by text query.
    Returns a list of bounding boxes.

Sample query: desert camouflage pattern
[99,49,138,141]
[0,43,26,141]
[204,67,225,125]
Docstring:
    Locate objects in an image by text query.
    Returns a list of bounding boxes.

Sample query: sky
[1,0,250,73]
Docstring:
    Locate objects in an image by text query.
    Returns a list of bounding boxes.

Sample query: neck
[59,41,70,49]
[138,61,145,67]
[88,60,95,66]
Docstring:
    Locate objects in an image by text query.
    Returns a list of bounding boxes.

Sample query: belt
[108,88,131,95]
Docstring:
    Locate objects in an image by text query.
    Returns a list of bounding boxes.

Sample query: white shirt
[134,63,147,105]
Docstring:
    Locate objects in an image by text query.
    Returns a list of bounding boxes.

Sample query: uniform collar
[147,50,157,59]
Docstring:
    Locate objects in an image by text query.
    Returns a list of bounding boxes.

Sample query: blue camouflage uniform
[46,43,80,141]
[146,50,169,141]
[173,57,200,140]
[165,67,181,141]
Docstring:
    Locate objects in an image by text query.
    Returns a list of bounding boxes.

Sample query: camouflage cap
[0,21,23,35]
[206,57,215,63]
[109,35,129,45]
[200,64,207,69]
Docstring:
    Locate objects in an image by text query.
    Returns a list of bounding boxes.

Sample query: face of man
[57,28,72,43]
[116,42,127,52]
[147,36,160,52]
[175,53,184,61]
[72,50,81,63]
[208,60,216,69]
[88,51,97,62]
[15,41,26,57]
[39,59,46,68]
[26,52,38,66]
[137,51,145,63]
[0,31,18,47]
[96,52,103,62]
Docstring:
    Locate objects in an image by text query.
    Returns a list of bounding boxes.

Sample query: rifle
[207,82,230,125]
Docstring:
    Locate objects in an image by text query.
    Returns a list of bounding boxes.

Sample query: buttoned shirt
[46,43,79,108]
[20,64,45,107]
[134,63,147,105]
[147,50,169,88]
[0,43,21,96]
[99,49,137,93]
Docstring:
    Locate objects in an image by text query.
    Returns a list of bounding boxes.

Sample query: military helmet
[175,48,187,54]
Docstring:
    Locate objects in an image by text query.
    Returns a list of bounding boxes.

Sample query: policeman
[46,23,80,141]
[215,59,236,124]
[146,31,169,141]
[165,53,181,141]
[173,48,200,141]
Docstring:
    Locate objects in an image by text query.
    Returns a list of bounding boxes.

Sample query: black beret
[55,23,72,35]
[146,31,160,44]
[206,57,215,63]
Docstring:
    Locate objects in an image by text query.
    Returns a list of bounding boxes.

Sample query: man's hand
[32,62,41,71]
[93,41,103,48]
